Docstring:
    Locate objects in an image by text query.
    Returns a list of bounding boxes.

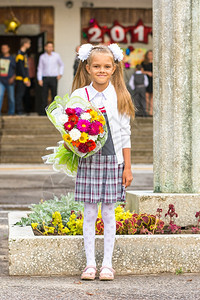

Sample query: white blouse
[70,82,131,164]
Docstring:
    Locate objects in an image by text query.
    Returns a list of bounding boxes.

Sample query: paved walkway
[1,164,200,299]
[0,163,153,208]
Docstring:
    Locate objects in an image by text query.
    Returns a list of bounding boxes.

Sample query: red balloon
[108,21,128,43]
[83,19,107,43]
[82,19,152,45]
[130,19,152,44]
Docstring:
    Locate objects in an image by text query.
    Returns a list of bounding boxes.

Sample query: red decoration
[82,19,152,45]
[128,45,134,52]
[129,19,152,44]
[82,19,107,43]
[108,20,129,43]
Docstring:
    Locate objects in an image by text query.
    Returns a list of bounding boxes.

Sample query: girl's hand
[122,168,133,188]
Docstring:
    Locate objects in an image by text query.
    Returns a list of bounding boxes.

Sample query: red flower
[64,121,74,131]
[65,108,76,115]
[78,143,89,153]
[86,140,96,152]
[69,114,79,124]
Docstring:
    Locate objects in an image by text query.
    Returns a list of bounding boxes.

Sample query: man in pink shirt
[37,41,64,115]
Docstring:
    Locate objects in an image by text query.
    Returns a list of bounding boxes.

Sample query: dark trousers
[15,81,26,115]
[40,77,57,115]
[23,78,35,113]
[133,87,147,117]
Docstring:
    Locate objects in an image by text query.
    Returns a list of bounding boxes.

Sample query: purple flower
[75,107,83,117]
[88,121,100,135]
[124,62,130,69]
[77,119,90,132]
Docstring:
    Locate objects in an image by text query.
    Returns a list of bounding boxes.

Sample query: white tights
[83,202,116,272]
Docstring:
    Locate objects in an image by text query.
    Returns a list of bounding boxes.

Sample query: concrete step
[131,139,153,145]
[131,150,153,156]
[1,144,57,151]
[1,156,45,163]
[2,128,59,135]
[2,116,51,127]
[131,117,153,123]
[0,116,153,164]
[132,157,153,163]
[1,135,60,145]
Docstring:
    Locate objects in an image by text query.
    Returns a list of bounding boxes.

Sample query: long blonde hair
[72,45,135,118]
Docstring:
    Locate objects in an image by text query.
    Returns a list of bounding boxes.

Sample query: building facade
[0,0,152,101]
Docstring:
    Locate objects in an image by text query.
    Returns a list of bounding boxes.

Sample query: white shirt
[37,52,64,80]
[129,70,149,90]
[70,82,131,164]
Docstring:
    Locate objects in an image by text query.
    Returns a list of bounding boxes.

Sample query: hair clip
[78,43,124,62]
[78,44,93,62]
[108,44,124,62]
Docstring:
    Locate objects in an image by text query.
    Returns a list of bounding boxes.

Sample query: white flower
[88,135,98,141]
[69,128,81,141]
[58,114,68,124]
[81,112,91,120]
[78,44,93,62]
[100,131,105,138]
[108,43,124,62]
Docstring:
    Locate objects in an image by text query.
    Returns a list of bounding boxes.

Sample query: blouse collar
[87,81,114,101]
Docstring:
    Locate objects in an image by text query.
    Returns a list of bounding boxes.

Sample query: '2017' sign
[83,19,152,44]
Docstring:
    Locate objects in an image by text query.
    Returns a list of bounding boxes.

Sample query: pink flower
[94,121,103,127]
[88,121,101,135]
[65,108,76,115]
[64,121,74,131]
[77,119,90,132]
[78,143,89,153]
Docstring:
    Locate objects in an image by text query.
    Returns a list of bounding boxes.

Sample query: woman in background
[141,50,153,117]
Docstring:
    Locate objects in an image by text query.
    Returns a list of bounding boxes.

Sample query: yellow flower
[62,227,70,234]
[52,211,62,226]
[46,226,55,234]
[70,213,77,220]
[63,134,72,143]
[90,110,98,121]
[125,210,132,219]
[97,115,106,125]
[79,132,88,143]
[31,223,38,230]
[58,223,64,232]
[115,206,124,214]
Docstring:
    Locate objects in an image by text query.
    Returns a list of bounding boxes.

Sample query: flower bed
[9,211,200,276]
[9,193,200,276]
[15,193,200,236]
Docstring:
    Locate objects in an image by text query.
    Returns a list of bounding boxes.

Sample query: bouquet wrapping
[42,94,108,177]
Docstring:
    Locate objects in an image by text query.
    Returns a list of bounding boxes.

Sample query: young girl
[69,44,135,280]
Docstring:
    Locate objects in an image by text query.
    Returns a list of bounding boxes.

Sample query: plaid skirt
[75,149,125,204]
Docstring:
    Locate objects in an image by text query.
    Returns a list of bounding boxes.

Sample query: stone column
[126,0,200,226]
[153,0,200,193]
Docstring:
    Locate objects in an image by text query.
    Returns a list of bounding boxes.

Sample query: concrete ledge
[126,191,200,227]
[9,211,200,276]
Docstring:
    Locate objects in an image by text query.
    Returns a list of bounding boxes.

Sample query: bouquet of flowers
[42,94,108,176]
